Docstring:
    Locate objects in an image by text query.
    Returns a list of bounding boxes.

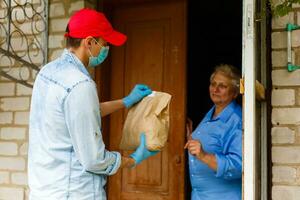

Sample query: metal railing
[0,0,48,88]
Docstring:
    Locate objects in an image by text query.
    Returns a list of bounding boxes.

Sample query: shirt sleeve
[215,128,242,180]
[64,80,121,175]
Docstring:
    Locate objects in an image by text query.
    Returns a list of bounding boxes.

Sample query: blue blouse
[189,101,242,200]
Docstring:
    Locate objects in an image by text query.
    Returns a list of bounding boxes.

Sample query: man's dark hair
[65,24,82,48]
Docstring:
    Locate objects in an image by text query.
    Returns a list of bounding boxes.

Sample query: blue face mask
[88,41,109,67]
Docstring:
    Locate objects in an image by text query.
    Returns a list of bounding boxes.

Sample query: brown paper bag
[119,91,171,151]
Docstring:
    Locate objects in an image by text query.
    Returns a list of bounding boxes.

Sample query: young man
[28,8,157,200]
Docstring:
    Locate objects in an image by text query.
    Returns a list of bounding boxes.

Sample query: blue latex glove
[130,133,159,165]
[123,84,152,108]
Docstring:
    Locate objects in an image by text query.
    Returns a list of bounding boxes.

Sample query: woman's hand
[186,118,193,140]
[184,139,217,171]
[184,139,205,160]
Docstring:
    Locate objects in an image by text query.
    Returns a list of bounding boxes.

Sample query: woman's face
[209,72,237,107]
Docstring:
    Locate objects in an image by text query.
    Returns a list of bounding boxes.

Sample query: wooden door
[107,1,186,199]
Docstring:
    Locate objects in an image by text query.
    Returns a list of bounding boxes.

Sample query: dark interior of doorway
[186,0,242,198]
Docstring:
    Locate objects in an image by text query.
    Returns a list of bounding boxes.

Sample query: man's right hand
[122,84,152,108]
[130,133,159,165]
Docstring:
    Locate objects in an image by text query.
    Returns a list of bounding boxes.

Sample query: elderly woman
[185,64,242,200]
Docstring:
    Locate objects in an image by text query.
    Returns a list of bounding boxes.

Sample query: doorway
[187,0,242,125]
[186,0,243,198]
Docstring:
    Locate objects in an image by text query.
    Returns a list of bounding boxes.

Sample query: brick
[48,35,64,49]
[0,157,25,171]
[272,13,294,29]
[9,38,27,51]
[25,188,29,200]
[32,69,38,80]
[0,97,30,111]
[0,83,15,96]
[16,84,32,96]
[3,67,31,81]
[272,69,300,86]
[0,112,13,124]
[273,147,300,163]
[294,4,300,8]
[0,142,18,156]
[0,127,26,140]
[272,89,295,106]
[50,18,69,32]
[292,30,300,47]
[272,32,287,49]
[18,20,44,35]
[272,108,300,125]
[49,49,63,61]
[14,112,29,125]
[294,47,300,67]
[296,89,300,105]
[11,172,28,185]
[0,56,14,67]
[272,166,297,183]
[272,51,292,67]
[19,143,28,156]
[272,186,300,200]
[0,172,9,184]
[269,31,300,52]
[271,0,284,6]
[69,1,84,15]
[49,3,65,17]
[23,50,43,65]
[0,187,24,200]
[0,10,7,22]
[272,127,295,143]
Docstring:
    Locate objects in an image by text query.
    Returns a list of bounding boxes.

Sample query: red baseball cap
[65,8,127,46]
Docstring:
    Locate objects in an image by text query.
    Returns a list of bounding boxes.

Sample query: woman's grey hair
[210,64,241,95]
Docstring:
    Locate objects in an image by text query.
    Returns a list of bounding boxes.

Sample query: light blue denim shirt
[28,49,121,200]
[189,101,242,200]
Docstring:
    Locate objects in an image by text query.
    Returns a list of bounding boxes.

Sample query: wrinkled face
[209,72,237,107]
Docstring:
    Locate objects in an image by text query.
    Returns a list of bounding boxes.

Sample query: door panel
[107,1,186,199]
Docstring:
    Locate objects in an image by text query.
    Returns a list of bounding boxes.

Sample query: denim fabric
[28,49,121,200]
[189,101,242,200]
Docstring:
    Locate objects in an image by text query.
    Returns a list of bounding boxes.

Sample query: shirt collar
[61,49,91,78]
[205,101,237,123]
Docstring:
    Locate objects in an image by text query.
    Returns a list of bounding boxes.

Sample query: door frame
[242,0,271,199]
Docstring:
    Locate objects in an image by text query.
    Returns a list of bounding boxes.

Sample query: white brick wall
[272,51,289,67]
[271,4,300,199]
[272,108,300,124]
[11,172,28,185]
[272,127,295,144]
[0,112,13,124]
[272,13,294,29]
[0,187,24,200]
[272,89,295,106]
[273,166,297,183]
[273,186,300,200]
[0,157,25,171]
[49,3,65,17]
[273,69,300,86]
[0,97,30,111]
[0,127,26,140]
